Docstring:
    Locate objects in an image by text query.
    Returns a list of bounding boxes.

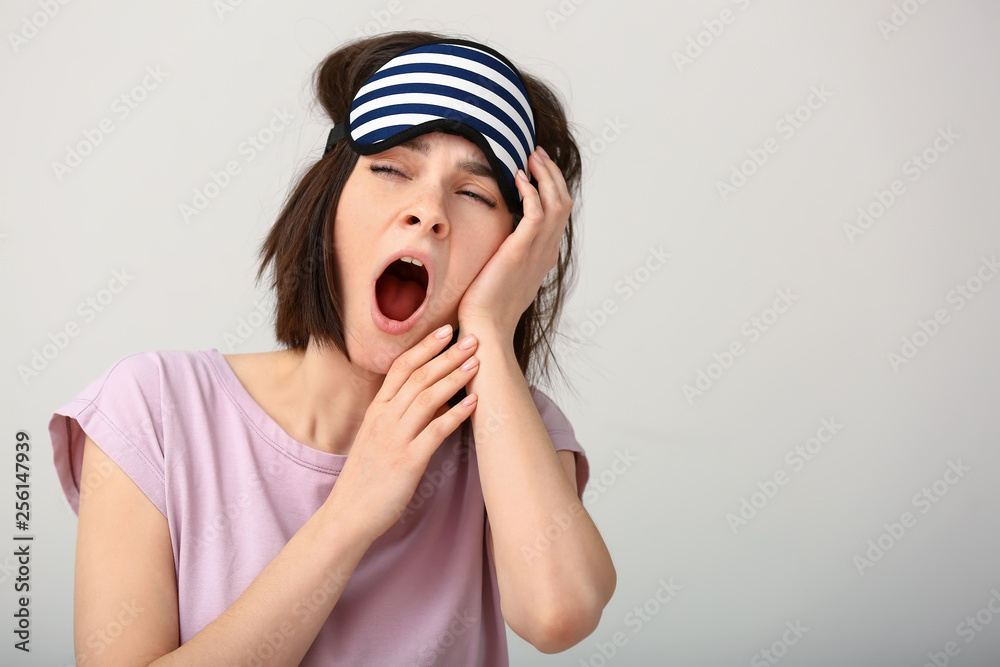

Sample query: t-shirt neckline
[202,347,347,473]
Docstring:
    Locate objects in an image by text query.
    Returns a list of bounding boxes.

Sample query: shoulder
[95,348,202,379]
[70,349,225,436]
[89,349,206,400]
[83,349,164,401]
[48,350,204,517]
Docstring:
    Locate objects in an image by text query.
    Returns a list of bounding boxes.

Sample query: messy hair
[255,30,582,393]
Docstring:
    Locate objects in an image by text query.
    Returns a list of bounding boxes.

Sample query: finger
[413,392,478,460]
[534,146,571,200]
[527,148,560,197]
[529,149,572,218]
[514,168,543,230]
[399,349,480,431]
[528,149,573,257]
[516,164,565,268]
[392,332,477,408]
[376,324,455,403]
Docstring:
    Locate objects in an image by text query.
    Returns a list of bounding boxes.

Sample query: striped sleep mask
[324,38,537,217]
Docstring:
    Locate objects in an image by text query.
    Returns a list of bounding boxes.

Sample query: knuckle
[415,389,434,408]
[425,419,443,439]
[391,354,410,374]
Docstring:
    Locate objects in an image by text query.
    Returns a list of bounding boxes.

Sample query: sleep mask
[323,37,537,221]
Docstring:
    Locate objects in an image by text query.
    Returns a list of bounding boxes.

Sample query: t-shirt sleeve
[529,386,589,500]
[47,351,166,517]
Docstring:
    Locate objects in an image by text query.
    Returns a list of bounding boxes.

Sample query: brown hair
[254,30,582,394]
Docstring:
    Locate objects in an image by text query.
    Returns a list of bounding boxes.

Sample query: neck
[275,337,383,456]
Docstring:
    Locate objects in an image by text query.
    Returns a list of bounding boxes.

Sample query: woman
[49,30,616,665]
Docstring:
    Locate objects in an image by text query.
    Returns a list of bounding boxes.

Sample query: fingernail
[459,334,477,350]
[516,169,527,182]
[435,324,452,339]
[537,146,549,159]
[461,356,479,371]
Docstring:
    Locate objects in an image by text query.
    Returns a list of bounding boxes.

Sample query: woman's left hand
[456,146,573,341]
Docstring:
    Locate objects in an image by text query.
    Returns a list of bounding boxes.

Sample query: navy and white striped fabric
[327,39,536,214]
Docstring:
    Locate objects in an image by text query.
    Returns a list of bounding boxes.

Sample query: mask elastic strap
[324,123,346,156]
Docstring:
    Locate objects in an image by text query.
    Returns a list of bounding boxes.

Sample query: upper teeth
[400,256,423,267]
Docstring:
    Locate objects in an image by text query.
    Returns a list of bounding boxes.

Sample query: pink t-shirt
[47,348,588,665]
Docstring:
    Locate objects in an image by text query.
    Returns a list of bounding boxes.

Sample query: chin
[344,335,396,377]
[344,321,418,377]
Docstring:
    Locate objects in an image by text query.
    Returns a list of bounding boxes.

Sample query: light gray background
[2,0,999,665]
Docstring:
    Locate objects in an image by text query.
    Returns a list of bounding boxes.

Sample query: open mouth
[374,256,430,325]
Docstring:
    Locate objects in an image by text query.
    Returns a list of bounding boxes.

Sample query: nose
[403,186,450,237]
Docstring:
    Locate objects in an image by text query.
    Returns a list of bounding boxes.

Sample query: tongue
[376,273,425,321]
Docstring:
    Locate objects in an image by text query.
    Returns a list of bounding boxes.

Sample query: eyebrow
[397,136,497,182]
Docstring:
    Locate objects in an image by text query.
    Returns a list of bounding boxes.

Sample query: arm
[74,434,373,666]
[463,328,616,654]
[454,146,616,653]
[74,325,480,665]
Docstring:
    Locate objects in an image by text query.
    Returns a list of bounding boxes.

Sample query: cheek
[477,231,507,268]
[331,221,370,307]
[332,189,376,275]
[454,234,505,287]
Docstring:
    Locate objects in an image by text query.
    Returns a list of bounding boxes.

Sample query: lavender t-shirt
[47,348,588,665]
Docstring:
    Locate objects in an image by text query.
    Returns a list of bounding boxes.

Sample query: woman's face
[332,131,515,373]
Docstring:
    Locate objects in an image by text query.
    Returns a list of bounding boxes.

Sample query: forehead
[394,132,485,158]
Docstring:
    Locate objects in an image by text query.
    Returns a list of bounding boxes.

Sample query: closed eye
[461,189,497,208]
[370,163,497,208]
[370,163,404,177]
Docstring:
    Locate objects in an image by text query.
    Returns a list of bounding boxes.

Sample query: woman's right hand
[327,324,480,542]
